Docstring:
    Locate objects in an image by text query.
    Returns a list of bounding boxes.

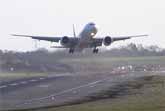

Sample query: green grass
[60,56,165,73]
[0,72,49,79]
[52,96,165,111]
[61,56,165,66]
[0,72,49,82]
[0,72,48,77]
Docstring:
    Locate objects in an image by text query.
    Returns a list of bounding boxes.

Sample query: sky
[0,0,165,51]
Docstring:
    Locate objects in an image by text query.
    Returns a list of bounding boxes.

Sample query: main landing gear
[69,48,99,54]
[93,48,99,54]
[69,48,74,54]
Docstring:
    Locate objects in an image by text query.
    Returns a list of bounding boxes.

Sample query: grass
[0,72,49,82]
[0,72,48,77]
[61,56,165,66]
[60,56,165,73]
[53,95,165,111]
[1,56,165,77]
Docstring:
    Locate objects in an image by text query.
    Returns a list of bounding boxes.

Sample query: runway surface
[0,74,73,93]
[0,71,159,110]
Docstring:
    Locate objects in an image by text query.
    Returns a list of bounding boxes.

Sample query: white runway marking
[20,81,28,84]
[51,97,55,100]
[89,84,97,88]
[10,83,18,86]
[0,85,7,89]
[39,78,45,80]
[29,79,37,82]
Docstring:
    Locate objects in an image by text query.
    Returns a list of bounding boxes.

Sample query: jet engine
[60,36,70,46]
[103,36,112,46]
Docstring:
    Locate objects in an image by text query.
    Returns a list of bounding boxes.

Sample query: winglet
[11,34,32,38]
[132,34,149,37]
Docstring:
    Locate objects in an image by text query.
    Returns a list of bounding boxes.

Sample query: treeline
[0,43,164,73]
[102,43,165,57]
[0,49,73,73]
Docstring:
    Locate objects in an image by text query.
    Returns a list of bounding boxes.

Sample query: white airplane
[12,22,148,53]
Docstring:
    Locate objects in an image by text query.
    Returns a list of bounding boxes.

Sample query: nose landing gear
[93,48,99,54]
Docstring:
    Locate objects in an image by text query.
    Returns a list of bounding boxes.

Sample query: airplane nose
[93,25,98,32]
[86,23,98,33]
[94,24,98,30]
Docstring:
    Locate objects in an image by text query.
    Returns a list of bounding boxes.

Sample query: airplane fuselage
[75,23,98,51]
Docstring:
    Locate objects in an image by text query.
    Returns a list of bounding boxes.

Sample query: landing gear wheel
[69,48,74,54]
[93,48,99,54]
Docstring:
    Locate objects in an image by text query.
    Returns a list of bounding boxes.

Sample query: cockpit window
[89,23,95,26]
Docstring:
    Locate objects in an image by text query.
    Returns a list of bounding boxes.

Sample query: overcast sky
[0,0,165,51]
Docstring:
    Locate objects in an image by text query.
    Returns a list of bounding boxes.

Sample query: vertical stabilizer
[73,24,76,37]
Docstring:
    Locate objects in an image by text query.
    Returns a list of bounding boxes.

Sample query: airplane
[12,22,148,54]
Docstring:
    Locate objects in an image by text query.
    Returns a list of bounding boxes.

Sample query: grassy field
[60,56,165,73]
[48,95,165,111]
[1,56,165,77]
[61,56,165,65]
[0,72,49,82]
[0,72,48,77]
[37,75,165,111]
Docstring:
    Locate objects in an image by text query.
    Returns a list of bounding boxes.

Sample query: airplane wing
[112,34,148,42]
[12,34,62,42]
[93,34,148,47]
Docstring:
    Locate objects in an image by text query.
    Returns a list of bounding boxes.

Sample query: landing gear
[69,48,74,54]
[93,48,99,54]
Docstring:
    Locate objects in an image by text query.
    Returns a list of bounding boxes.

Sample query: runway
[0,74,73,93]
[0,71,155,110]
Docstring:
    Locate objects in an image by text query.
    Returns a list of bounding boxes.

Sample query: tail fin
[73,24,76,38]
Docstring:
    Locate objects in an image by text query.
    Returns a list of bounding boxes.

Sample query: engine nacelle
[60,36,70,46]
[103,36,112,46]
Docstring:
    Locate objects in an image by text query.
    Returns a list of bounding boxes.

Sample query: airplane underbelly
[77,35,91,49]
